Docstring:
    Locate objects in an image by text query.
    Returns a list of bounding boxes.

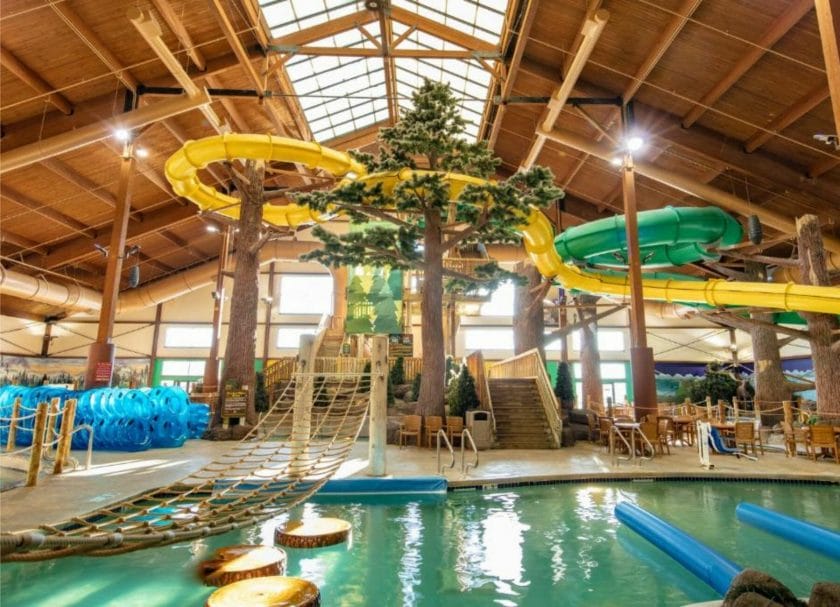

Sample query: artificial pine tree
[299,80,562,416]
[453,365,480,418]
[553,362,576,411]
[390,356,406,386]
[410,372,422,401]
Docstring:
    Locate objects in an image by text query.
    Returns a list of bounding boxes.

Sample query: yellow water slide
[165,135,840,315]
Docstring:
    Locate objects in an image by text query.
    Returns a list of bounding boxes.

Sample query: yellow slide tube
[165,136,840,315]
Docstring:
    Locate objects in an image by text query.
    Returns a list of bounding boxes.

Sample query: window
[160,360,205,376]
[479,281,515,316]
[277,326,318,348]
[278,275,333,315]
[544,330,565,352]
[571,329,625,352]
[164,326,212,348]
[463,327,514,350]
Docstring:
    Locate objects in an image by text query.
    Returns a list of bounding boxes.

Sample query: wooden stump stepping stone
[200,545,287,587]
[274,517,351,548]
[205,576,320,607]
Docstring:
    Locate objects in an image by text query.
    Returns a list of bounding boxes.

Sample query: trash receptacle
[466,410,492,450]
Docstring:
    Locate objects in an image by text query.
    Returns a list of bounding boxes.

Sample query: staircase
[318,330,344,357]
[488,378,555,449]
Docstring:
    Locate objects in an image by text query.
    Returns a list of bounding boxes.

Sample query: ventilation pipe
[0,241,320,314]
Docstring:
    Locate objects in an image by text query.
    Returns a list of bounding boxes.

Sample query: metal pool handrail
[436,429,455,474]
[461,429,478,475]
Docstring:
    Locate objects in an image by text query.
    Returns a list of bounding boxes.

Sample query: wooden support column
[41,322,53,357]
[368,334,388,477]
[262,263,276,363]
[204,226,232,392]
[621,112,656,422]
[148,304,162,386]
[290,333,315,477]
[330,266,347,331]
[796,214,840,416]
[728,328,739,365]
[84,147,136,388]
[815,0,840,141]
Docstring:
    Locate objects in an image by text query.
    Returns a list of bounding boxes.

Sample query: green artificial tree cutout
[387,268,403,301]
[410,372,422,401]
[299,80,563,416]
[346,274,373,334]
[373,281,401,334]
[454,365,480,418]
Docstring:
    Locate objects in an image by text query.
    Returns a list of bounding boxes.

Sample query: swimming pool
[2,480,837,606]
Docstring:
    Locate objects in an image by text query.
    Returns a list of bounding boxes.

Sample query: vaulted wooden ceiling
[1,0,839,322]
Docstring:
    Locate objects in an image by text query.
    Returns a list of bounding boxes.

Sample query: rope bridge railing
[0,370,370,562]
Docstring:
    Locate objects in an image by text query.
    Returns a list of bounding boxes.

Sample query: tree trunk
[746,262,792,418]
[513,261,545,361]
[417,209,446,417]
[796,215,840,416]
[217,161,265,427]
[578,294,603,411]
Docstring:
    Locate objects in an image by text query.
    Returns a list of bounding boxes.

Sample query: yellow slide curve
[165,134,840,315]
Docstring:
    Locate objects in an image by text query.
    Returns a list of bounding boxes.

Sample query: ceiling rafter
[743,83,830,153]
[379,5,397,124]
[270,10,377,47]
[0,45,73,115]
[1,230,48,256]
[2,186,97,237]
[681,0,814,128]
[388,6,495,54]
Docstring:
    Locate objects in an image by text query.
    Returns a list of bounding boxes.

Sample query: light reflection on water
[1,482,838,607]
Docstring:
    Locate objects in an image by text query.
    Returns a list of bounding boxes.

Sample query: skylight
[258,0,508,143]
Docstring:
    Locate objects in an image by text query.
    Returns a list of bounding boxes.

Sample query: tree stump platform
[274,517,351,548]
[200,545,287,587]
[205,576,320,607]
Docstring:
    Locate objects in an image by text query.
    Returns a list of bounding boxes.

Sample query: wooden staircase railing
[465,350,496,439]
[487,349,562,448]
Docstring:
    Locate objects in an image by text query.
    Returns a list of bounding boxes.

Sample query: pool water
[2,481,837,606]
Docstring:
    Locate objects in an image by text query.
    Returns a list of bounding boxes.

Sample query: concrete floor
[1,438,838,532]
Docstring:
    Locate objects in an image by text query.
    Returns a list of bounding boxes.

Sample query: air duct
[0,241,320,314]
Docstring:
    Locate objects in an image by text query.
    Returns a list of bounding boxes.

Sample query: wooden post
[262,262,276,363]
[705,396,712,421]
[733,397,740,421]
[148,303,162,387]
[84,147,136,388]
[289,334,315,477]
[815,0,840,141]
[717,399,726,423]
[53,398,77,474]
[45,397,60,454]
[368,334,388,477]
[754,400,762,426]
[26,402,49,487]
[204,225,232,393]
[6,397,21,451]
[783,400,793,428]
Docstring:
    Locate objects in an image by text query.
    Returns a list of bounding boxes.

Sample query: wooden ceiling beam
[208,0,264,93]
[149,0,206,71]
[681,0,813,128]
[562,0,602,79]
[271,10,377,47]
[808,155,840,178]
[323,120,387,151]
[157,230,207,261]
[40,157,141,223]
[388,6,496,53]
[744,84,830,153]
[379,6,397,124]
[520,9,609,170]
[1,186,97,237]
[622,0,701,103]
[0,46,73,115]
[35,204,196,270]
[486,0,538,148]
[815,0,840,145]
[1,230,48,256]
[271,46,496,59]
[138,251,175,273]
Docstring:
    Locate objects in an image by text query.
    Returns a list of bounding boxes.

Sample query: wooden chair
[598,417,613,451]
[398,415,421,448]
[638,421,660,457]
[424,415,443,448]
[782,422,806,457]
[807,425,839,464]
[445,416,464,447]
[655,418,672,455]
[734,421,763,456]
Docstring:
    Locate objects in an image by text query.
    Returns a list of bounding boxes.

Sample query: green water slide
[554,206,743,269]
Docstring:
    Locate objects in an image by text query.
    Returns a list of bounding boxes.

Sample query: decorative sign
[223,387,248,418]
[94,361,113,383]
[388,334,413,357]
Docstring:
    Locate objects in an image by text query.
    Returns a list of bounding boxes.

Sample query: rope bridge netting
[0,371,370,562]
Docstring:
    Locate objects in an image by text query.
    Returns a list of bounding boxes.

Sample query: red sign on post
[94,361,113,383]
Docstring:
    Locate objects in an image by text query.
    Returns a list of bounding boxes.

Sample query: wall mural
[345,266,403,335]
[0,355,150,388]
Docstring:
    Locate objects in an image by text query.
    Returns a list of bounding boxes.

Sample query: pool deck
[1,439,838,532]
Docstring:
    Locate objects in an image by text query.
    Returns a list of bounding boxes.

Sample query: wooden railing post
[717,399,726,423]
[6,397,21,451]
[289,334,315,478]
[705,396,713,421]
[783,400,793,428]
[53,398,77,475]
[732,397,740,421]
[754,400,762,425]
[368,335,388,477]
[26,402,49,487]
[45,397,61,455]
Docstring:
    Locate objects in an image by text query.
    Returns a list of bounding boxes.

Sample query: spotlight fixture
[206,224,220,233]
[626,136,645,152]
[610,157,623,167]
[114,128,131,141]
[813,133,839,150]
[135,147,149,158]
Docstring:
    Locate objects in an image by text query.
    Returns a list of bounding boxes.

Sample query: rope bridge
[0,371,370,562]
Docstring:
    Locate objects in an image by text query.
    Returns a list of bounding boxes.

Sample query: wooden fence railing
[466,350,496,437]
[266,356,422,383]
[488,348,562,448]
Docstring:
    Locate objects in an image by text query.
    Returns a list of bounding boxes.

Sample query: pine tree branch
[334,203,412,228]
[442,268,486,282]
[441,203,490,250]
